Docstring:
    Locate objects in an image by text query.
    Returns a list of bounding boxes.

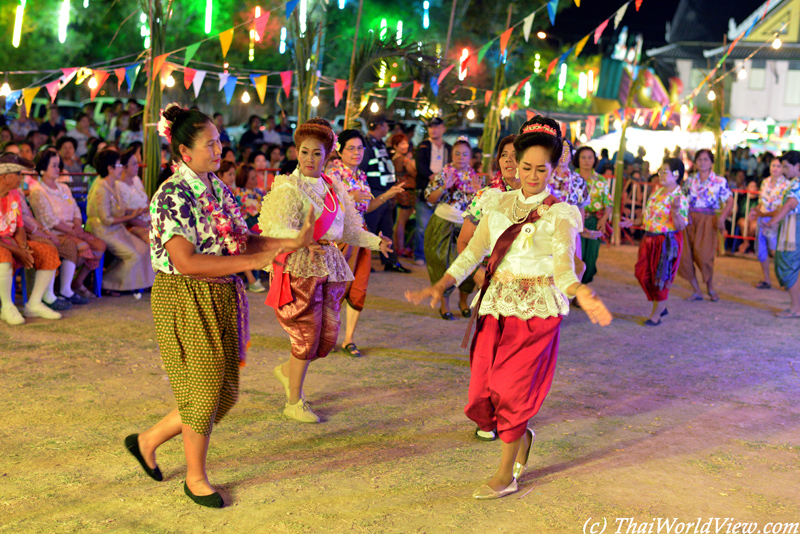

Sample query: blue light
[423,1,429,29]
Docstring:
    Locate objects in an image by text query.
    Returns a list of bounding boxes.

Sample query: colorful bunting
[387,83,402,107]
[412,80,423,100]
[614,3,628,29]
[526,110,536,121]
[574,0,580,5]
[430,75,439,97]
[184,43,201,67]
[334,79,347,107]
[720,117,731,130]
[602,114,609,133]
[90,70,109,101]
[559,121,567,138]
[60,68,78,86]
[5,91,21,113]
[547,0,559,26]
[437,64,455,87]
[192,70,207,99]
[251,74,268,103]
[286,0,300,18]
[499,28,514,56]
[574,34,590,58]
[484,90,493,107]
[223,75,237,105]
[477,42,492,64]
[690,113,701,130]
[515,75,532,94]
[507,82,520,97]
[22,87,40,117]
[594,19,609,44]
[159,63,175,91]
[545,57,558,81]
[184,68,196,89]
[219,29,234,58]
[153,54,169,77]
[586,115,596,139]
[125,63,141,92]
[45,80,60,103]
[114,67,126,90]
[254,12,270,41]
[280,71,293,98]
[218,72,230,91]
[778,126,788,138]
[635,0,643,11]
[523,13,536,42]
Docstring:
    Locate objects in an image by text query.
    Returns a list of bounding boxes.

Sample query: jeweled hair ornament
[522,123,558,137]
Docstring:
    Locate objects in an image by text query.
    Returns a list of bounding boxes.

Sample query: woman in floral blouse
[124,105,313,509]
[678,149,734,302]
[574,146,611,284]
[765,151,800,317]
[749,157,790,289]
[634,158,689,325]
[424,137,484,320]
[326,129,404,357]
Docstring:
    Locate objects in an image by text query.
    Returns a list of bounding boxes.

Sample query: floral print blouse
[464,179,514,225]
[643,186,689,233]
[149,162,249,275]
[234,187,268,219]
[549,169,590,209]
[681,172,732,210]
[759,176,791,214]
[29,181,82,231]
[423,164,480,212]
[0,190,24,238]
[781,179,800,216]
[326,159,371,215]
[584,173,612,214]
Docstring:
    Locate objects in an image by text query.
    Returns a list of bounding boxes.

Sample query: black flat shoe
[460,308,472,318]
[184,481,224,508]
[643,319,661,326]
[440,311,455,321]
[384,262,411,273]
[661,308,668,317]
[124,434,163,481]
[342,342,362,357]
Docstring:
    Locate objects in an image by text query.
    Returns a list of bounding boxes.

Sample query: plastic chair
[90,252,104,298]
[11,267,28,305]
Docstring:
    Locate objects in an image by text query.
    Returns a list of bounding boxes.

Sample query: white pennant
[523,13,536,42]
[192,70,207,99]
[218,72,229,92]
[614,3,628,29]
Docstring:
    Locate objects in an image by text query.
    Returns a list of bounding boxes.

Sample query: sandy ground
[1,245,799,534]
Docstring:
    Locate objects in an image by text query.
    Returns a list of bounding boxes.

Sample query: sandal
[685,293,704,302]
[439,310,455,321]
[643,319,661,326]
[475,427,497,441]
[775,310,800,319]
[74,286,96,299]
[755,281,772,289]
[661,308,669,317]
[460,307,472,318]
[708,291,720,302]
[342,343,362,357]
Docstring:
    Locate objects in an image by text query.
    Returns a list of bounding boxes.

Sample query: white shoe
[1,306,25,326]
[248,280,266,293]
[283,399,320,423]
[24,302,62,320]
[273,363,292,400]
[472,478,518,500]
[414,259,425,266]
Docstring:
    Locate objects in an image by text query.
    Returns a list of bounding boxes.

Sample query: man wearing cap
[359,115,411,273]
[414,117,451,265]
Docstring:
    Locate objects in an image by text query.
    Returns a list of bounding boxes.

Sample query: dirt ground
[1,245,799,534]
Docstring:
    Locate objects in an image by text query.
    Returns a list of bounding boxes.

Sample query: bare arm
[766,198,799,228]
[716,197,735,230]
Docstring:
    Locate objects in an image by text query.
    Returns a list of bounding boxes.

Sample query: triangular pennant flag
[499,28,514,56]
[603,114,609,133]
[219,28,234,58]
[570,121,578,143]
[430,76,439,97]
[720,117,731,130]
[559,121,567,138]
[386,86,401,108]
[586,115,596,139]
[690,113,701,130]
[218,72,230,92]
[153,53,169,77]
[779,126,788,138]
[546,57,558,81]
[484,90,493,107]
[594,19,609,44]
[46,80,60,103]
[23,87,40,118]
[558,47,573,65]
[125,63,141,92]
[510,102,519,112]
[255,12,270,41]
[412,80,423,99]
[159,63,175,91]
[498,89,508,108]
[280,71,292,98]
[60,67,78,85]
[90,70,109,101]
[5,90,21,113]
[575,0,580,5]
[114,67,126,90]
[437,64,456,87]
[223,75,237,105]
[744,17,758,38]
[574,34,590,58]
[635,0,643,11]
[192,70,207,99]
[516,75,532,95]
[334,79,347,107]
[526,110,536,120]
[184,67,197,89]
[614,3,628,29]
[477,42,492,64]
[184,42,201,67]
[523,13,535,42]
[649,107,661,128]
[286,0,300,18]
[507,82,520,97]
[547,0,559,26]
[255,75,268,103]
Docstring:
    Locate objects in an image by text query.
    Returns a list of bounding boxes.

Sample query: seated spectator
[0,153,63,325]
[120,115,144,147]
[68,113,98,159]
[57,136,83,175]
[248,150,269,189]
[0,127,12,145]
[29,150,106,304]
[85,149,154,295]
[221,146,236,164]
[233,164,267,229]
[115,148,150,243]
[279,143,298,175]
[267,144,283,169]
[38,104,66,139]
[213,113,231,146]
[263,116,283,146]
[8,106,38,141]
[26,130,47,153]
[239,115,264,151]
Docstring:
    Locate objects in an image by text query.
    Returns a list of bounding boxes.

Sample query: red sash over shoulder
[461,194,561,348]
[265,173,340,309]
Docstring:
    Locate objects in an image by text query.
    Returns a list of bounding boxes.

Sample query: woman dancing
[124,105,314,508]
[406,116,612,499]
[259,118,392,423]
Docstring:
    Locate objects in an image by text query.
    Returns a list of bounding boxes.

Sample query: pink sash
[265,174,340,309]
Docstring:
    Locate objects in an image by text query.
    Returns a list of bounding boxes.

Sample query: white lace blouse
[258,169,383,282]
[447,189,584,320]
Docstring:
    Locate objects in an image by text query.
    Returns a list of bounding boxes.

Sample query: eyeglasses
[343,146,365,153]
[114,163,124,168]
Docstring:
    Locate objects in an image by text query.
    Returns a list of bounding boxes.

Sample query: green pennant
[386,86,401,107]
[767,124,776,136]
[184,42,201,67]
[478,42,492,64]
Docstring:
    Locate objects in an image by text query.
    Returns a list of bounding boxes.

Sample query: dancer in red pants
[407,116,612,500]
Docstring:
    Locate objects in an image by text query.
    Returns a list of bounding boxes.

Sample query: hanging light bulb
[0,82,11,97]
[466,109,475,120]
[680,104,689,114]
[500,107,510,118]
[613,119,622,130]
[772,37,782,50]
[707,90,716,101]
[88,77,98,89]
[370,102,380,113]
[241,91,251,103]
[165,75,175,88]
[311,95,320,107]
[737,68,747,80]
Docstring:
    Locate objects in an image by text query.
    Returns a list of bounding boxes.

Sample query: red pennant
[689,113,701,130]
[437,64,455,87]
[160,63,175,91]
[334,79,347,107]
[60,67,78,85]
[778,126,789,138]
[594,19,609,44]
[485,90,493,107]
[559,122,567,138]
[114,67,126,90]
[515,75,532,95]
[509,103,519,112]
[45,80,60,103]
[280,71,293,98]
[254,12,270,41]
[499,27,514,56]
[545,58,558,81]
[586,116,596,139]
[90,70,110,101]
[152,54,169,77]
[184,67,197,89]
[635,0,643,11]
[526,110,536,121]
[412,80,423,99]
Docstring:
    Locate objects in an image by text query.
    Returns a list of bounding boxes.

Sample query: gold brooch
[536,204,550,217]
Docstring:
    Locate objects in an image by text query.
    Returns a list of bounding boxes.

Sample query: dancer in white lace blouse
[407,116,612,500]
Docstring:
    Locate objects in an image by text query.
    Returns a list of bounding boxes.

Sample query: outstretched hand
[405,284,444,309]
[575,286,613,327]
[294,209,316,250]
[378,232,393,258]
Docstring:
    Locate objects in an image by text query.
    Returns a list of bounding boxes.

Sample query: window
[749,59,766,90]
[786,63,800,106]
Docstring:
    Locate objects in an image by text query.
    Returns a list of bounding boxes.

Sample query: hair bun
[162,103,185,123]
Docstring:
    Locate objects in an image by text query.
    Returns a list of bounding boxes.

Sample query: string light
[578,72,588,99]
[422,1,429,29]
[378,61,386,87]
[204,0,212,34]
[339,0,345,8]
[0,83,11,97]
[165,75,175,88]
[613,119,622,130]
[707,90,716,101]
[537,31,547,39]
[242,91,251,103]
[140,13,150,49]
[533,53,541,74]
[737,68,747,80]
[311,95,320,107]
[466,109,475,120]
[680,104,689,114]
[59,0,70,44]
[524,81,531,107]
[13,1,25,48]
[370,102,380,113]
[500,107,510,118]
[772,37,782,49]
[299,0,308,36]
[279,27,287,54]
[88,77,98,89]
[396,20,403,45]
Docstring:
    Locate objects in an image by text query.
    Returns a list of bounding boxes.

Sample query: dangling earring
[182,155,191,163]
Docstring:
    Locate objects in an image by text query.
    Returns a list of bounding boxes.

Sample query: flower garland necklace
[443,164,478,190]
[194,172,248,255]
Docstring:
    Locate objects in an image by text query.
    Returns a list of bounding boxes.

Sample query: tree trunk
[142,0,165,198]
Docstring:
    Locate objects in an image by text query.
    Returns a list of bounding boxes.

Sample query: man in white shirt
[263,116,283,147]
[414,118,451,264]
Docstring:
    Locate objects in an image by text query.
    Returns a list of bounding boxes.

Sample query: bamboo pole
[343,0,364,130]
[142,0,164,198]
[478,5,512,174]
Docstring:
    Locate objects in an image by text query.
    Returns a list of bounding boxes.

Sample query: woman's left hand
[716,217,727,231]
[378,231,393,258]
[293,209,316,250]
[575,285,613,326]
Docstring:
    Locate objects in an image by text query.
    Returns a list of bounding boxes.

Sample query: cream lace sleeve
[338,180,382,250]
[446,214,492,286]
[547,203,584,296]
[29,189,59,230]
[258,176,306,240]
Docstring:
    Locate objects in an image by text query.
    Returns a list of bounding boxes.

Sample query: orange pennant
[152,54,169,77]
[219,28,234,58]
[574,35,590,58]
[114,67,126,90]
[184,67,197,89]
[484,90,493,107]
[412,80,423,99]
[545,57,558,81]
[499,28,514,56]
[90,70,110,101]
